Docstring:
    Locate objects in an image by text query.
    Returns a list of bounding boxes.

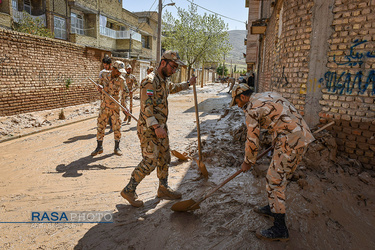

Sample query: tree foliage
[162,3,232,77]
[14,12,54,38]
[216,63,228,76]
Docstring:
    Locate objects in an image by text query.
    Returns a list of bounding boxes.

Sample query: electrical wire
[183,0,246,24]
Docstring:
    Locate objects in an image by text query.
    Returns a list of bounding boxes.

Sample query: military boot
[256,213,289,241]
[114,140,122,156]
[157,178,182,200]
[91,140,103,156]
[121,177,143,207]
[254,204,276,218]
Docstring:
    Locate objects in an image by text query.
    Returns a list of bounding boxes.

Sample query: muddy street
[0,83,374,249]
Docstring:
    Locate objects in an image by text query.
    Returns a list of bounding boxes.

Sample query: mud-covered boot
[157,178,182,200]
[114,140,122,156]
[254,204,276,218]
[91,140,103,156]
[256,213,289,241]
[121,177,143,207]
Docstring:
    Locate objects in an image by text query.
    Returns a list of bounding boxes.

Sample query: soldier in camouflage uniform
[91,61,129,157]
[99,56,113,132]
[121,64,138,124]
[146,65,154,76]
[121,51,186,207]
[230,84,314,241]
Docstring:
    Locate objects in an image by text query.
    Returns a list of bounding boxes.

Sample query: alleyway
[0,83,374,249]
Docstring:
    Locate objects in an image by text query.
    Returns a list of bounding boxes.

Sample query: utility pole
[157,1,175,63]
[129,32,132,59]
[157,0,162,63]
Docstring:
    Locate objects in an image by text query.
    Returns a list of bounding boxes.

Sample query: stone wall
[0,28,101,116]
[257,0,375,169]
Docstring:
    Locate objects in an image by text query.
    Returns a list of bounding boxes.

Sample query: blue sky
[122,0,248,31]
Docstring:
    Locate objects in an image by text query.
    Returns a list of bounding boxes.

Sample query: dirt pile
[0,101,100,140]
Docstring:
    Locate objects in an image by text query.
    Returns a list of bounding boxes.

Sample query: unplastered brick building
[245,0,375,169]
[0,0,158,60]
[0,0,159,117]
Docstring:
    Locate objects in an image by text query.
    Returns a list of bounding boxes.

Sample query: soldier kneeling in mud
[230,84,314,241]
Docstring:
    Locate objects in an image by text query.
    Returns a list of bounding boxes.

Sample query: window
[24,0,31,14]
[71,13,84,35]
[12,0,18,10]
[142,35,150,49]
[54,16,66,40]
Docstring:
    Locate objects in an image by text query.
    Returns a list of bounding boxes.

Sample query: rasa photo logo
[31,211,113,223]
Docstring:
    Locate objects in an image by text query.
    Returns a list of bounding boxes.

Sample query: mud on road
[0,83,374,249]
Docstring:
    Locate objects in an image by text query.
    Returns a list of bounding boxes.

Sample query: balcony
[12,9,46,26]
[251,18,268,34]
[100,26,141,42]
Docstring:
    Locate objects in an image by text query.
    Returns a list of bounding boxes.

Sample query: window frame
[54,16,67,40]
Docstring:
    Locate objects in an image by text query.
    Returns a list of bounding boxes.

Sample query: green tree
[216,63,228,76]
[14,11,54,38]
[163,3,232,78]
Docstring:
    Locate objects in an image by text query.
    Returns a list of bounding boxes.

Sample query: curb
[0,115,97,144]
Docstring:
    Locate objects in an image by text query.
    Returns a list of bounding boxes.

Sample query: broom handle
[88,77,138,121]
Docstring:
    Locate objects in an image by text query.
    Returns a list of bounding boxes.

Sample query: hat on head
[161,50,185,66]
[147,65,154,71]
[230,84,252,107]
[113,61,126,73]
[126,64,132,70]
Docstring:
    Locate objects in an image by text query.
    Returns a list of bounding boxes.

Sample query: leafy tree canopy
[163,3,232,76]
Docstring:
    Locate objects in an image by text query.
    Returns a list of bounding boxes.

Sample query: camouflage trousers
[131,125,171,183]
[122,93,133,120]
[96,107,121,141]
[266,145,307,214]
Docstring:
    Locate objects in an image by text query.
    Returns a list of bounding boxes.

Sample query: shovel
[171,150,208,178]
[171,146,273,212]
[88,77,137,121]
[171,121,335,212]
[191,77,209,178]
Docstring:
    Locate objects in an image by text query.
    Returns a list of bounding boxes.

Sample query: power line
[184,0,246,24]
[134,0,158,32]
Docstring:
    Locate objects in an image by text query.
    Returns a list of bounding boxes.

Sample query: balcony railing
[100,26,116,38]
[100,26,141,42]
[12,9,46,26]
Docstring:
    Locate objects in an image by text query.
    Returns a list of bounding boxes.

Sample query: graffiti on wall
[321,39,375,95]
[272,66,290,88]
[333,39,375,67]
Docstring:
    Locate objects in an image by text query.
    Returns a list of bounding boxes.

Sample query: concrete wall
[256,0,375,169]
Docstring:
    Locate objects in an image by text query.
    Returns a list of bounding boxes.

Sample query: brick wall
[0,28,101,116]
[319,0,375,169]
[257,0,375,169]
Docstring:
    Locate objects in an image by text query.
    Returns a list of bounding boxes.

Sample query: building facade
[0,0,158,61]
[245,0,375,169]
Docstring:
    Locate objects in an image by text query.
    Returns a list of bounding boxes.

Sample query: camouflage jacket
[138,71,182,128]
[124,73,138,93]
[99,71,128,110]
[243,92,314,164]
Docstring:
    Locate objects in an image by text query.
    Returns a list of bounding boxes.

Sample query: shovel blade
[171,199,200,212]
[171,150,189,161]
[193,159,209,179]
